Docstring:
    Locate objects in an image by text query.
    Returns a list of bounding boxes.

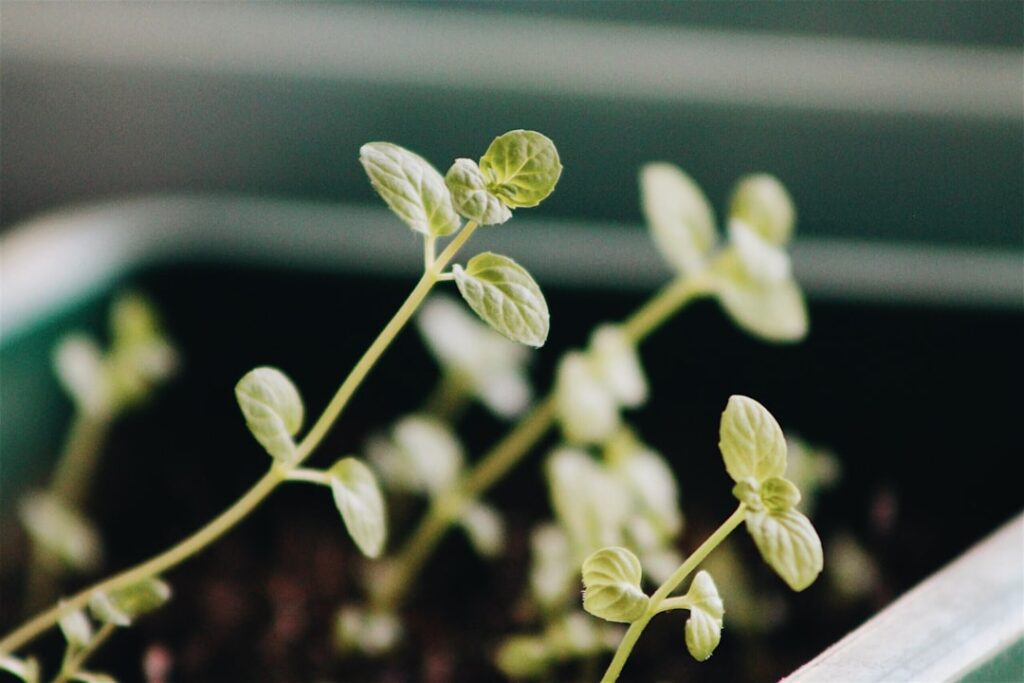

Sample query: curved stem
[0,222,480,657]
[376,273,711,612]
[600,504,746,683]
[53,622,116,683]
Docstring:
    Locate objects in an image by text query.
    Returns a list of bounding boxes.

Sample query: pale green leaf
[235,366,304,464]
[478,130,562,208]
[367,414,464,497]
[640,163,717,274]
[445,158,512,225]
[760,476,802,512]
[54,335,110,418]
[610,443,682,539]
[745,508,823,591]
[89,577,171,626]
[416,295,532,419]
[453,252,549,347]
[729,220,792,285]
[0,655,39,683]
[18,492,102,571]
[335,606,402,656]
[59,607,93,649]
[581,546,650,623]
[529,523,575,608]
[713,248,808,343]
[719,395,787,484]
[589,325,648,408]
[459,501,505,558]
[555,352,620,444]
[547,449,630,553]
[495,636,551,678]
[729,174,795,245]
[329,457,387,558]
[684,570,724,661]
[359,142,461,237]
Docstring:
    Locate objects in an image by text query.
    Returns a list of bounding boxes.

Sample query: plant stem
[420,373,472,423]
[622,273,711,344]
[375,273,710,611]
[25,413,111,611]
[600,504,746,683]
[53,622,116,683]
[0,222,480,657]
[374,396,557,611]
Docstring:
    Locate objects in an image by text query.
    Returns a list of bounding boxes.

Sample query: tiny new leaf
[89,577,171,626]
[445,158,512,225]
[729,174,795,246]
[329,458,387,559]
[235,366,304,464]
[453,252,549,347]
[478,130,562,208]
[555,352,620,445]
[58,607,93,649]
[745,508,823,592]
[589,325,648,408]
[684,571,724,661]
[359,142,461,237]
[719,395,787,484]
[640,163,718,275]
[713,247,808,343]
[581,546,650,623]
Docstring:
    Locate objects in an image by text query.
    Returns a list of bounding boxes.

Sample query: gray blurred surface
[2,2,1022,250]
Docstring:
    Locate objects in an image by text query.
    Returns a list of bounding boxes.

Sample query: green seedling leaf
[719,395,787,484]
[713,248,808,343]
[547,449,630,553]
[235,366,304,464]
[18,492,102,571]
[453,252,549,347]
[612,446,683,539]
[359,142,461,237]
[684,570,724,661]
[745,508,823,591]
[417,295,532,419]
[555,352,620,444]
[729,174,795,245]
[59,606,94,649]
[640,163,717,274]
[89,577,171,626]
[329,458,387,558]
[759,476,802,512]
[530,523,575,608]
[729,219,792,285]
[54,335,110,418]
[335,606,402,656]
[495,635,551,678]
[0,654,40,683]
[582,546,650,623]
[459,502,505,558]
[370,414,464,496]
[478,130,562,208]
[445,158,512,225]
[589,325,648,408]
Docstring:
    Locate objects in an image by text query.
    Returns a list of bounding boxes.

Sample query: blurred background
[1,2,1022,681]
[2,0,1021,250]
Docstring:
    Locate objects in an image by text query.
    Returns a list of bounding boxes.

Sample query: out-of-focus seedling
[19,293,177,611]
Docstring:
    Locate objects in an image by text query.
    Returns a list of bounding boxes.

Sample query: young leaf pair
[360,130,562,348]
[582,396,824,679]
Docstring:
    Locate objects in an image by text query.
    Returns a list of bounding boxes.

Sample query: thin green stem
[622,273,711,344]
[0,222,481,657]
[376,274,709,612]
[653,596,691,615]
[53,622,115,683]
[284,468,331,487]
[600,504,747,683]
[420,373,472,423]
